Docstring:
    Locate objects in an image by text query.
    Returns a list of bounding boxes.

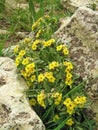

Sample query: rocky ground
[0,0,98,129]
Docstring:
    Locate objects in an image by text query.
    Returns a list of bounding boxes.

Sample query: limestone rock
[6,0,28,9]
[0,29,8,35]
[61,0,98,13]
[0,57,45,130]
[54,7,98,120]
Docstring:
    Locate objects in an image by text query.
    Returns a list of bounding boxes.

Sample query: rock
[0,29,8,35]
[61,0,98,13]
[17,3,28,9]
[16,31,29,39]
[92,101,98,122]
[54,6,98,121]
[6,0,17,9]
[0,57,45,130]
[6,0,28,9]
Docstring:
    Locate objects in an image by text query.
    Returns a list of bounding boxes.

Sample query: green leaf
[54,116,71,130]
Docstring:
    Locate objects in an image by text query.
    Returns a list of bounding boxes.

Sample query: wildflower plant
[14,16,96,130]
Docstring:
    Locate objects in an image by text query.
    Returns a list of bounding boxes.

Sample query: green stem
[63,81,86,99]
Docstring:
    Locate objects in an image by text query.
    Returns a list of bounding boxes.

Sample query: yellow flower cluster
[63,96,86,115]
[56,44,63,51]
[32,17,43,30]
[48,61,59,70]
[74,96,86,108]
[25,62,35,75]
[43,39,55,47]
[14,45,19,53]
[15,56,22,66]
[21,69,36,82]
[44,72,55,83]
[31,39,41,51]
[38,73,45,82]
[37,91,46,108]
[56,44,69,55]
[66,118,74,126]
[22,57,29,65]
[63,98,75,115]
[36,29,42,38]
[63,61,73,70]
[38,72,56,83]
[15,50,26,66]
[63,61,73,86]
[21,62,35,79]
[52,92,62,105]
[24,38,31,43]
[13,15,89,130]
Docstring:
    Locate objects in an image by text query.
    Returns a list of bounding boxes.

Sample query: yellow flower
[25,65,31,72]
[63,61,73,70]
[53,114,60,122]
[32,21,40,30]
[37,17,43,22]
[66,72,73,79]
[74,96,81,104]
[64,98,75,114]
[14,45,19,53]
[22,57,29,65]
[29,98,36,106]
[33,40,41,45]
[43,39,55,47]
[65,78,73,86]
[63,98,72,107]
[32,17,43,30]
[15,56,21,66]
[56,45,63,51]
[52,92,62,105]
[29,62,35,68]
[19,50,26,57]
[44,72,53,77]
[66,109,74,115]
[37,91,46,108]
[81,96,86,103]
[47,75,55,83]
[25,63,35,74]
[24,38,31,43]
[20,70,27,78]
[62,47,69,55]
[74,96,86,107]
[49,61,59,70]
[30,75,36,82]
[44,72,55,83]
[38,73,45,82]
[32,44,37,51]
[66,118,74,126]
[36,30,42,38]
[68,102,75,111]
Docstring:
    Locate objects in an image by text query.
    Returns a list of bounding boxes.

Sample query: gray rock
[61,0,98,13]
[0,29,8,35]
[0,57,45,130]
[54,6,98,121]
[6,0,28,9]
